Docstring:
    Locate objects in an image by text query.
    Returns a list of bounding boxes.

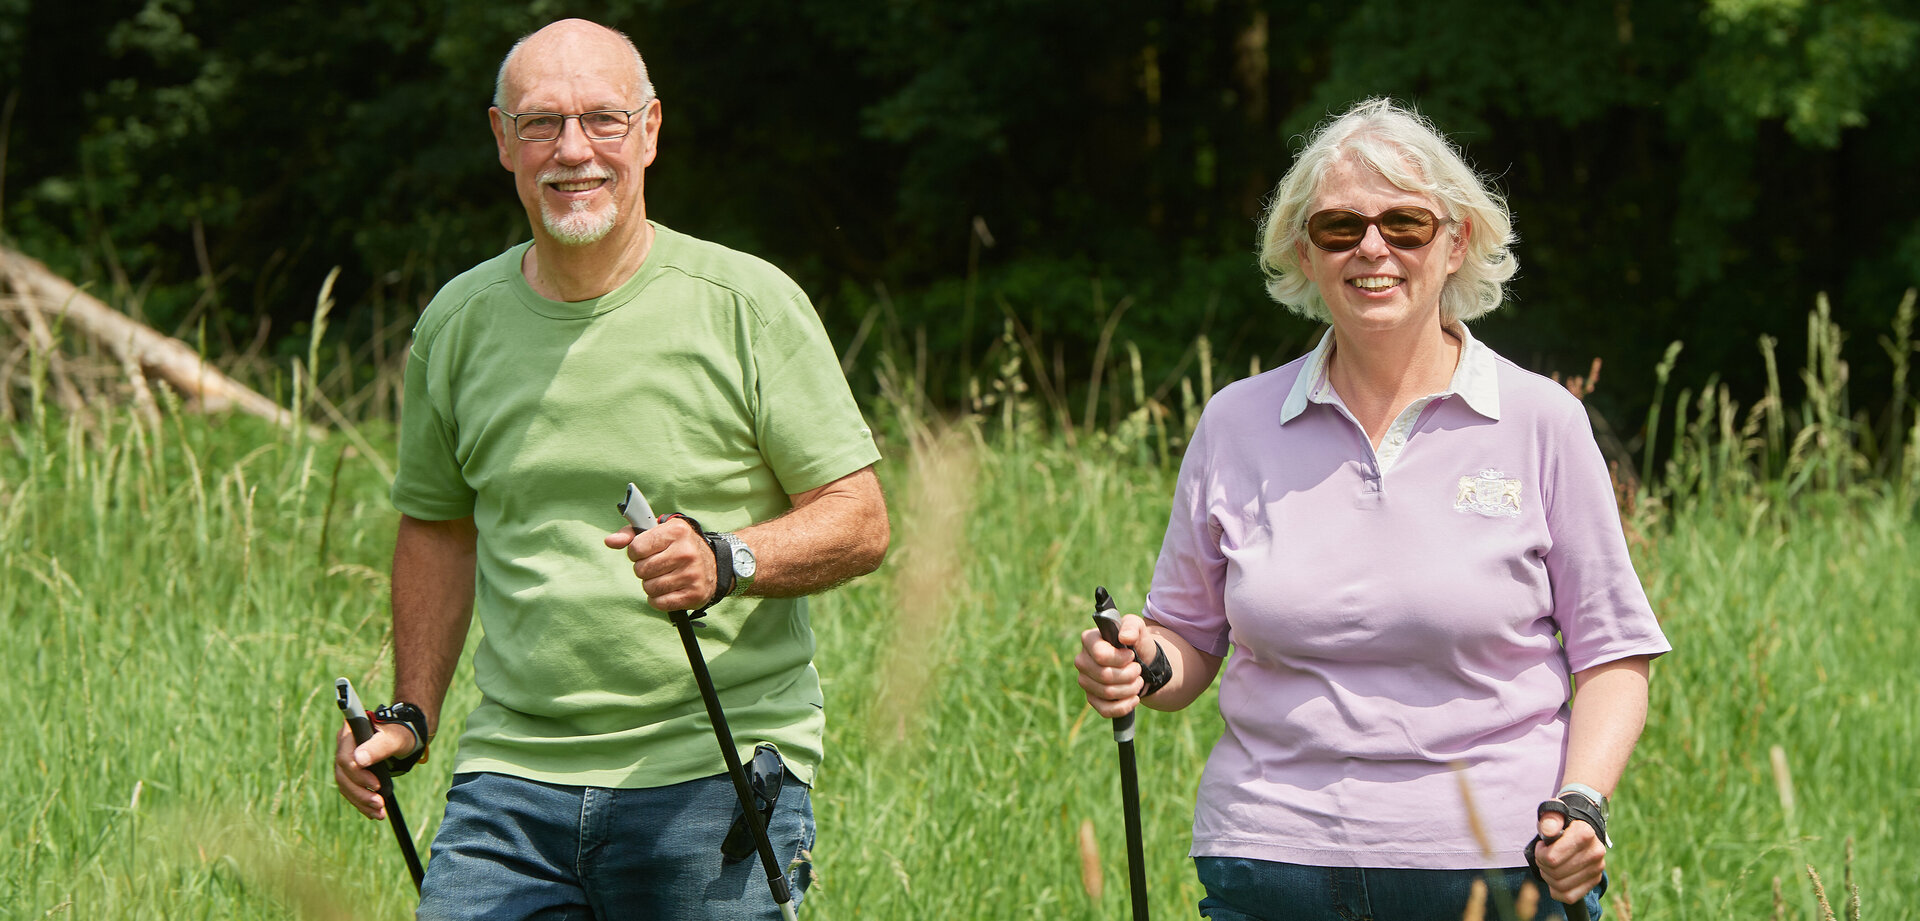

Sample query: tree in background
[5,0,1917,434]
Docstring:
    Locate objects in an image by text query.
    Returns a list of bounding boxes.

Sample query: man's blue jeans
[1196,856,1605,921]
[416,770,814,921]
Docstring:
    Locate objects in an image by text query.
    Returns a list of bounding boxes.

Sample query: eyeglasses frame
[497,98,656,142]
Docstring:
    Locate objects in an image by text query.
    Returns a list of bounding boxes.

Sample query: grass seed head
[1077,818,1103,902]
[1460,877,1487,921]
[1514,879,1539,918]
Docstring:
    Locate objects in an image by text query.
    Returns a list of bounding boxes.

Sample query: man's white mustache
[540,167,612,184]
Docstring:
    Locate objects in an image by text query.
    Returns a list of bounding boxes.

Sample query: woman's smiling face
[1297,157,1470,336]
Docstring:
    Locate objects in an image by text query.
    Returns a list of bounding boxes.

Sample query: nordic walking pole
[1091,586,1150,921]
[335,677,426,892]
[620,485,799,921]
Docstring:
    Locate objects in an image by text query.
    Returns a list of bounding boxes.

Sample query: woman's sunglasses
[1305,206,1455,252]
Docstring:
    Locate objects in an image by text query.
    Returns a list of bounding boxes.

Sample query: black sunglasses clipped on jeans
[1305,206,1456,252]
[722,744,785,863]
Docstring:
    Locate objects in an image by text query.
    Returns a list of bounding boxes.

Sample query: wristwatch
[715,532,756,595]
[699,530,755,606]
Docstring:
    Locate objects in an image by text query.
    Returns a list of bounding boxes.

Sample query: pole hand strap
[1525,790,1612,878]
[1547,788,1611,848]
[369,702,431,775]
[1137,642,1173,698]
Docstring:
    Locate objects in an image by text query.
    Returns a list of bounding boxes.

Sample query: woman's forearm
[1560,654,1653,794]
[1139,619,1225,712]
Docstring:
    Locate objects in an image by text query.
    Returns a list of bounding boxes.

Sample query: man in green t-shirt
[330,18,888,919]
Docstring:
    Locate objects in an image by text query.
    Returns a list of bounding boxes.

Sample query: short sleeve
[749,291,882,495]
[1143,412,1233,658]
[390,326,478,521]
[1542,402,1671,672]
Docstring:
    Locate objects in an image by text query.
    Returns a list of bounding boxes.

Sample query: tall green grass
[1,397,410,918]
[1,293,1914,918]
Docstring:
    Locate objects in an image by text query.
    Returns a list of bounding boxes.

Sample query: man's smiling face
[490,21,658,249]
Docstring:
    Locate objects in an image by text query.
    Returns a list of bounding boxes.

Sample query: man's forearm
[737,466,888,598]
[391,514,478,734]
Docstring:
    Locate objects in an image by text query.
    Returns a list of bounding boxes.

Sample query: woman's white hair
[1256,98,1517,325]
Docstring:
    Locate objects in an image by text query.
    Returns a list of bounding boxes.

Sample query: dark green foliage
[6,0,1920,437]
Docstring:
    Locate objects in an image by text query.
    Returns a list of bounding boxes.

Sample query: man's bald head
[493,19,654,113]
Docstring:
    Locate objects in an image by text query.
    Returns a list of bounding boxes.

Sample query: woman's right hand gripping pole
[1076,612,1222,716]
[1076,613,1155,719]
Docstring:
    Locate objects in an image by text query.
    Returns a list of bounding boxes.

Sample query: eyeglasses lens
[516,111,634,141]
[1307,207,1440,251]
[579,112,632,138]
[517,116,563,140]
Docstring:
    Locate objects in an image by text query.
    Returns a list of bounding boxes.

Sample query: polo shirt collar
[1278,322,1502,424]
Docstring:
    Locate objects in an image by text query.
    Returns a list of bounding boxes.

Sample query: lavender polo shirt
[1145,326,1670,869]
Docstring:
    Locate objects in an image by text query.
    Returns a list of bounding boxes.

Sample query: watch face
[732,544,756,577]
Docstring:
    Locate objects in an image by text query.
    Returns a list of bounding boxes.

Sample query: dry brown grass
[869,420,980,750]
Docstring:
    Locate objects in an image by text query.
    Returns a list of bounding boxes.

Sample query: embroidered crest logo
[1454,468,1522,518]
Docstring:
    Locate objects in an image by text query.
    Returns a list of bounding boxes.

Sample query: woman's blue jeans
[1197,856,1605,921]
[415,770,814,921]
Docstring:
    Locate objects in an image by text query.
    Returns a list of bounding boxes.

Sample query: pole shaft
[381,780,427,890]
[670,611,795,911]
[1116,739,1149,921]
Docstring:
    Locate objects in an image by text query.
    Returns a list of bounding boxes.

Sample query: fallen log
[0,244,316,434]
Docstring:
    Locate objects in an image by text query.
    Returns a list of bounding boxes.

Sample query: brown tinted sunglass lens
[1307,211,1369,250]
[1377,207,1438,247]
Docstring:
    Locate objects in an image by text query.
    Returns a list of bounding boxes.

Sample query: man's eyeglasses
[499,99,653,141]
[1305,206,1456,252]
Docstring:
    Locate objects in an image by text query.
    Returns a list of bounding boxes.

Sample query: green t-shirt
[391,223,880,788]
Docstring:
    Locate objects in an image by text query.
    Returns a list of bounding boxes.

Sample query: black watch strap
[370,702,430,775]
[703,530,736,608]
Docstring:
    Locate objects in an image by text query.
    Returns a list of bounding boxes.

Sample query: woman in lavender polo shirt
[1075,98,1670,920]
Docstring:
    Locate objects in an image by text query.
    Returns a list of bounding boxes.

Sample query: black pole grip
[1091,585,1137,738]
